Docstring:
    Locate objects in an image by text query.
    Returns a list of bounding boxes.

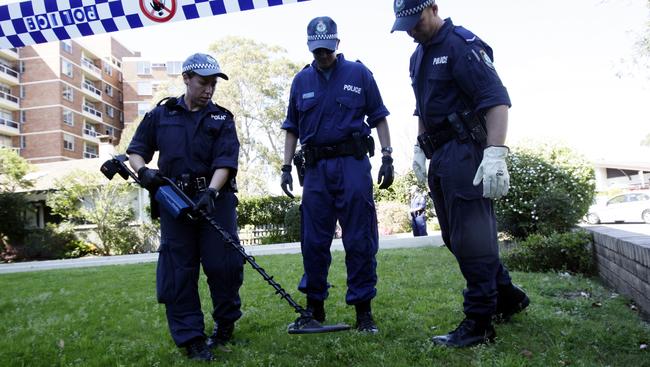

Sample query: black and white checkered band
[0,0,312,50]
[395,0,435,18]
[307,33,338,41]
[182,63,220,72]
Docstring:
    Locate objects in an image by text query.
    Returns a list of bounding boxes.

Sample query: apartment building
[4,35,138,163]
[122,57,183,124]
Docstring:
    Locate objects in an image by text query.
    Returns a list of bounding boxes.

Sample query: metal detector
[100,154,350,334]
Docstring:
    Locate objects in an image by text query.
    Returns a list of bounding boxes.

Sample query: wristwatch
[381,146,393,154]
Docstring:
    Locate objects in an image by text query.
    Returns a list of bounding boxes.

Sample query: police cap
[391,0,436,33]
[182,53,228,80]
[307,16,339,52]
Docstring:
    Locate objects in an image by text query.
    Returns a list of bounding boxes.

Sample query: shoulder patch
[453,26,477,44]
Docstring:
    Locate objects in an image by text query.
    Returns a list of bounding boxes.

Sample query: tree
[47,170,142,255]
[0,148,33,192]
[209,37,302,196]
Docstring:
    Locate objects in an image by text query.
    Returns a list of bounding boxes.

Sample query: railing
[0,116,18,129]
[83,151,98,159]
[0,64,18,78]
[0,90,19,104]
[82,82,102,97]
[83,128,98,137]
[81,58,101,74]
[83,104,102,119]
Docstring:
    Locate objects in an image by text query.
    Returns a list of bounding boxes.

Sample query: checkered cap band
[395,0,435,18]
[0,0,312,49]
[182,63,219,73]
[307,33,339,41]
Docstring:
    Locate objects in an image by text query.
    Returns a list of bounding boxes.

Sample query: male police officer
[409,185,428,237]
[127,53,243,361]
[280,16,394,333]
[392,1,530,347]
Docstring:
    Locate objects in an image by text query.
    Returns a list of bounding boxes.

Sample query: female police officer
[127,53,243,361]
[392,0,529,348]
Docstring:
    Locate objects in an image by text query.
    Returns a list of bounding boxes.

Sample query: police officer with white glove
[392,0,529,348]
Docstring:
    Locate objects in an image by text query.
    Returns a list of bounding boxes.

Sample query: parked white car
[585,191,650,224]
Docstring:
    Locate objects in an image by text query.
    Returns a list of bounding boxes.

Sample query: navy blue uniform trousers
[298,155,378,305]
[156,192,244,346]
[428,140,512,316]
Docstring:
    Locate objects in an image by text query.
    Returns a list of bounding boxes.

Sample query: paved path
[0,232,444,274]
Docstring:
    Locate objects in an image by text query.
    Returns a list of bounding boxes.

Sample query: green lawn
[1,247,648,367]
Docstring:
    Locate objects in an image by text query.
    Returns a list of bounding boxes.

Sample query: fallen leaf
[640,344,648,350]
[591,302,602,308]
[520,349,533,358]
[629,304,638,311]
[58,339,64,349]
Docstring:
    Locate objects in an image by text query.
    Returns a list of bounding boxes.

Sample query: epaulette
[355,59,374,75]
[303,64,310,70]
[452,26,478,44]
[214,103,234,119]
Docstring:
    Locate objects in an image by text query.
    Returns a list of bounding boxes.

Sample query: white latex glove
[413,144,427,184]
[472,146,510,199]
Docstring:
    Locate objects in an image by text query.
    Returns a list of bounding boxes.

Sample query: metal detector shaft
[104,155,306,316]
[160,176,307,316]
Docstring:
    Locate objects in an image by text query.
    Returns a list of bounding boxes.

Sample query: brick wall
[586,226,650,318]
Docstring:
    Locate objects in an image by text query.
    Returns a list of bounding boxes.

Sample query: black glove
[137,166,164,192]
[280,165,294,199]
[377,155,394,190]
[194,188,219,215]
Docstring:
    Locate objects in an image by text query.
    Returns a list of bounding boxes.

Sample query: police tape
[0,0,311,50]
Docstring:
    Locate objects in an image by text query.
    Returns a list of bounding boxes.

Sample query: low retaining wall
[585,226,650,319]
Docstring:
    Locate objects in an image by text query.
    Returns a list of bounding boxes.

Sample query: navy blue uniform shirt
[282,54,390,145]
[410,18,511,130]
[127,97,239,179]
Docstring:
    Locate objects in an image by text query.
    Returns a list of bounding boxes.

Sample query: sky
[3,0,650,172]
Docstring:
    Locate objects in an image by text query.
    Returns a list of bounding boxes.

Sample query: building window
[118,91,123,102]
[63,109,73,126]
[106,105,114,118]
[137,103,150,117]
[20,135,25,149]
[62,85,73,101]
[119,111,124,122]
[137,61,151,75]
[63,134,74,151]
[104,84,113,97]
[19,61,24,73]
[19,85,25,98]
[137,81,152,96]
[62,59,73,77]
[105,125,114,137]
[0,135,11,148]
[103,61,113,76]
[84,143,98,159]
[20,110,26,123]
[62,40,72,54]
[166,61,182,75]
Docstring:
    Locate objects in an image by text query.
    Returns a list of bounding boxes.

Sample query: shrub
[5,224,96,261]
[238,196,299,226]
[0,192,29,252]
[503,230,596,275]
[376,201,410,235]
[283,204,301,242]
[373,170,426,205]
[495,144,595,239]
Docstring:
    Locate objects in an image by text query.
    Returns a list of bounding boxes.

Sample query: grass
[1,247,649,367]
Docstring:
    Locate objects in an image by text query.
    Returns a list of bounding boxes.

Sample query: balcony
[82,104,102,122]
[0,116,19,136]
[83,151,99,159]
[0,90,19,110]
[0,48,19,60]
[81,57,102,80]
[81,81,102,101]
[0,64,19,85]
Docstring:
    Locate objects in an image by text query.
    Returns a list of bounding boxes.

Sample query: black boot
[207,321,235,352]
[431,316,495,348]
[307,297,326,323]
[495,284,530,323]
[355,301,379,333]
[184,337,215,361]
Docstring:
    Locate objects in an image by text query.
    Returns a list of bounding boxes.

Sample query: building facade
[1,36,139,163]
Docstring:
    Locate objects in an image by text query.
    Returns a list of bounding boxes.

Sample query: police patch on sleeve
[479,49,495,70]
